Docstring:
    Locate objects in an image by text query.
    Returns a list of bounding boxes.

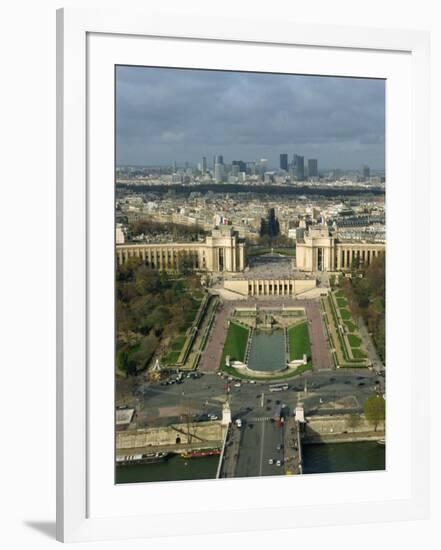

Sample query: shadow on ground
[24,521,56,539]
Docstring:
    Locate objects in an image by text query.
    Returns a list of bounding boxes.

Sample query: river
[116,454,219,484]
[116,441,385,483]
[302,441,385,474]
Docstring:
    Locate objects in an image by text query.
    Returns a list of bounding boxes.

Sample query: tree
[347,413,362,432]
[116,348,137,377]
[364,395,385,431]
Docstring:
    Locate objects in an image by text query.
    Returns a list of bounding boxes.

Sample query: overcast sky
[116,66,385,170]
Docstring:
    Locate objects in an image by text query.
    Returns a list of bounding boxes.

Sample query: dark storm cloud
[116,66,385,169]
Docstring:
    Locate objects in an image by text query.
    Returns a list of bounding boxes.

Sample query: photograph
[114,66,386,484]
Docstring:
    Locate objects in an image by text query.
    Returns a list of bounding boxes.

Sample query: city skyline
[116,66,385,170]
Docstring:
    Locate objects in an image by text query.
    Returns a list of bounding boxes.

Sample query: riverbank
[302,431,384,444]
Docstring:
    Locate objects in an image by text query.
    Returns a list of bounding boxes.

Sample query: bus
[269,383,289,393]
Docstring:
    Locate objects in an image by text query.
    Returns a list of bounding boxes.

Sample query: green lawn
[170,336,187,351]
[344,320,357,332]
[219,322,250,369]
[288,322,311,361]
[165,350,181,364]
[352,348,367,359]
[339,308,351,320]
[336,297,347,308]
[347,334,362,348]
[247,248,271,257]
[273,248,296,257]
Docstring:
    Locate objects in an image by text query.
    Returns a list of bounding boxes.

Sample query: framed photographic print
[56,8,430,543]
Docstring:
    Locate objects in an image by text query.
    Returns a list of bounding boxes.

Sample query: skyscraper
[280,153,288,171]
[232,160,246,172]
[362,165,370,179]
[292,154,305,181]
[215,155,224,165]
[260,208,280,237]
[202,156,207,173]
[214,163,225,183]
[308,158,318,178]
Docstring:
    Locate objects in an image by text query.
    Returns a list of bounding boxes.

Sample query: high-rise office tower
[202,156,207,173]
[308,158,318,178]
[215,155,224,165]
[362,165,370,179]
[280,153,288,171]
[232,160,246,173]
[260,207,280,237]
[214,163,225,183]
[172,160,177,173]
[292,154,305,181]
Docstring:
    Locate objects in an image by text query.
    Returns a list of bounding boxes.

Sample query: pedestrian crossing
[249,416,274,422]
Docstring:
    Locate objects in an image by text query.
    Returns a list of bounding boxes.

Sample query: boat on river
[116,451,170,465]
[180,448,221,459]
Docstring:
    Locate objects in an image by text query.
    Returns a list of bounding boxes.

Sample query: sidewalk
[357,315,384,372]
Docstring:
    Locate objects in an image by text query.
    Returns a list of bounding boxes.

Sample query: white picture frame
[56,7,430,543]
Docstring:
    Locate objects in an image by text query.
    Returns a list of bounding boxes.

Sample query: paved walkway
[303,301,334,371]
[198,302,229,373]
[357,315,384,372]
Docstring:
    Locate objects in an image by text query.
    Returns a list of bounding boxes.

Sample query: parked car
[268,458,274,465]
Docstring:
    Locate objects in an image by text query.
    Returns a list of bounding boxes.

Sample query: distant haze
[116,66,385,171]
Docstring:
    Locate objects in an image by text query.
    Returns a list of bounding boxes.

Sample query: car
[357,382,365,386]
[234,382,241,388]
[276,460,282,467]
[275,400,281,405]
[248,423,253,429]
[276,444,283,450]
[268,458,274,465]
[329,377,336,382]
[344,380,351,385]
[266,406,271,411]
[209,414,218,420]
[249,380,256,384]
